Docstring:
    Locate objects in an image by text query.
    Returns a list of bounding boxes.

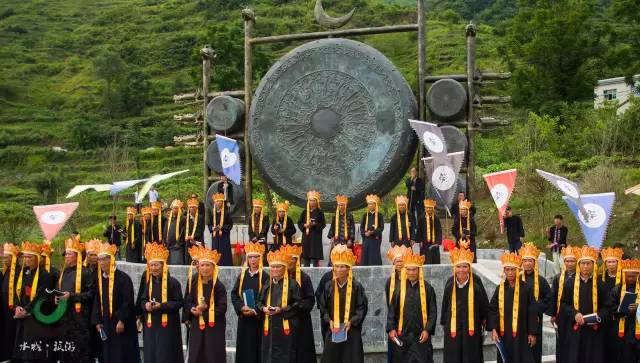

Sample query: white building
[594,74,640,114]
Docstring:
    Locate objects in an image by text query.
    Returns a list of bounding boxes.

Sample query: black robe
[185,211,206,265]
[271,216,296,249]
[546,270,575,363]
[298,208,326,261]
[315,270,334,341]
[57,264,95,363]
[319,277,368,363]
[231,268,270,363]
[385,273,402,308]
[86,264,103,362]
[139,274,184,363]
[601,273,619,363]
[440,274,489,363]
[184,275,227,363]
[249,213,271,243]
[91,268,140,363]
[609,283,640,363]
[141,217,154,251]
[327,212,356,245]
[522,271,552,363]
[257,277,301,363]
[359,211,385,266]
[416,212,442,264]
[210,209,233,266]
[488,281,538,363]
[165,215,186,265]
[389,211,415,247]
[103,224,123,247]
[0,262,19,361]
[290,270,316,362]
[151,214,165,244]
[386,279,438,363]
[124,219,143,263]
[13,266,54,361]
[451,215,477,262]
[559,274,608,363]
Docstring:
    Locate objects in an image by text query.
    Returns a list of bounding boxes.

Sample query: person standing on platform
[298,190,326,267]
[328,195,356,253]
[164,199,186,265]
[258,249,301,363]
[271,201,296,250]
[217,175,234,208]
[139,243,184,363]
[103,215,123,258]
[283,244,317,362]
[609,258,640,363]
[546,215,568,269]
[91,242,139,363]
[387,253,438,363]
[319,245,367,363]
[151,201,165,244]
[248,199,270,258]
[546,245,578,363]
[185,196,205,264]
[488,252,537,363]
[405,167,425,233]
[56,238,95,363]
[231,242,269,363]
[184,246,227,362]
[417,199,442,264]
[450,192,476,218]
[520,242,552,363]
[140,206,154,258]
[360,194,384,266]
[503,206,525,253]
[440,247,489,363]
[559,245,608,363]
[210,193,233,266]
[389,195,415,248]
[451,200,477,262]
[124,206,142,263]
[599,247,624,361]
[1,243,20,362]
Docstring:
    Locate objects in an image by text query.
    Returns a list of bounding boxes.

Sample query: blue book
[495,339,509,363]
[332,324,348,343]
[242,289,256,310]
[618,292,637,314]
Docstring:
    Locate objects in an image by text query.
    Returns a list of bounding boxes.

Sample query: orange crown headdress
[141,206,152,215]
[560,245,579,260]
[40,240,54,257]
[600,247,624,262]
[577,245,599,262]
[307,190,320,202]
[459,199,472,210]
[145,243,169,262]
[336,195,348,206]
[450,247,474,266]
[187,197,199,208]
[64,238,85,254]
[170,199,184,209]
[126,207,137,215]
[266,249,291,266]
[151,201,163,210]
[386,245,412,262]
[520,242,540,261]
[96,243,118,257]
[252,199,265,208]
[3,243,20,256]
[85,239,102,254]
[21,241,42,256]
[244,242,266,257]
[403,253,425,267]
[281,244,302,258]
[423,199,437,209]
[395,195,409,206]
[330,244,357,267]
[500,252,522,268]
[621,259,640,273]
[276,200,291,212]
[189,246,221,265]
[366,194,380,205]
[212,193,225,202]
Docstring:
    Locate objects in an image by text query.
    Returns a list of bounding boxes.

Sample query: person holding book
[599,247,624,360]
[230,242,269,363]
[609,258,640,363]
[559,246,608,363]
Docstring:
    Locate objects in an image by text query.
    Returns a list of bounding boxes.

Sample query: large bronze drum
[249,38,418,209]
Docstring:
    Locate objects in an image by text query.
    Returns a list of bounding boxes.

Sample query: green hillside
[0,0,639,253]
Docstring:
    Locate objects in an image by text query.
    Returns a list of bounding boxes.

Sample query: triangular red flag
[33,202,79,241]
[483,169,517,233]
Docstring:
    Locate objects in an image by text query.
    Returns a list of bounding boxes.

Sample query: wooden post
[416,0,426,176]
[201,45,215,224]
[465,23,477,198]
[243,8,255,223]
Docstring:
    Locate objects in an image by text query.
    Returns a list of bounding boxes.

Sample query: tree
[0,202,34,242]
[94,49,125,116]
[117,68,151,116]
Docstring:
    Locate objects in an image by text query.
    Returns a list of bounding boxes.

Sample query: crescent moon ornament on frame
[314,0,355,29]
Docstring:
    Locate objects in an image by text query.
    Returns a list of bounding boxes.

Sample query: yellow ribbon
[16,259,40,305]
[251,209,263,238]
[396,210,410,241]
[97,258,116,318]
[263,272,290,335]
[397,267,428,335]
[499,270,520,337]
[186,209,199,239]
[364,205,379,231]
[212,204,225,238]
[197,266,218,329]
[450,268,475,337]
[573,271,598,318]
[146,263,168,328]
[556,269,566,316]
[6,254,17,309]
[332,269,353,331]
[58,255,83,313]
[334,208,348,240]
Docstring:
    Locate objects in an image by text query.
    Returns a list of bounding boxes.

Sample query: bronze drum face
[250,38,418,209]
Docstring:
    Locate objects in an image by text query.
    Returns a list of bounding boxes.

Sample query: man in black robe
[387,253,438,363]
[389,195,415,248]
[185,197,205,264]
[315,269,334,344]
[450,192,476,218]
[488,252,538,363]
[231,242,269,363]
[546,215,568,269]
[91,243,139,363]
[56,239,95,363]
[608,259,640,363]
[139,244,184,363]
[13,242,55,362]
[1,243,20,362]
[210,193,233,266]
[559,246,608,363]
[103,216,122,255]
[84,240,103,363]
[360,194,384,266]
[271,201,296,250]
[451,200,477,262]
[520,243,552,363]
[140,206,154,259]
[319,245,367,363]
[151,201,165,244]
[284,244,317,362]
[249,199,270,265]
[185,246,227,362]
[417,199,442,264]
[503,206,525,253]
[124,206,143,263]
[546,246,578,363]
[164,199,186,265]
[327,195,356,252]
[298,190,326,267]
[405,167,425,230]
[440,248,489,363]
[600,247,624,362]
[258,250,301,362]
